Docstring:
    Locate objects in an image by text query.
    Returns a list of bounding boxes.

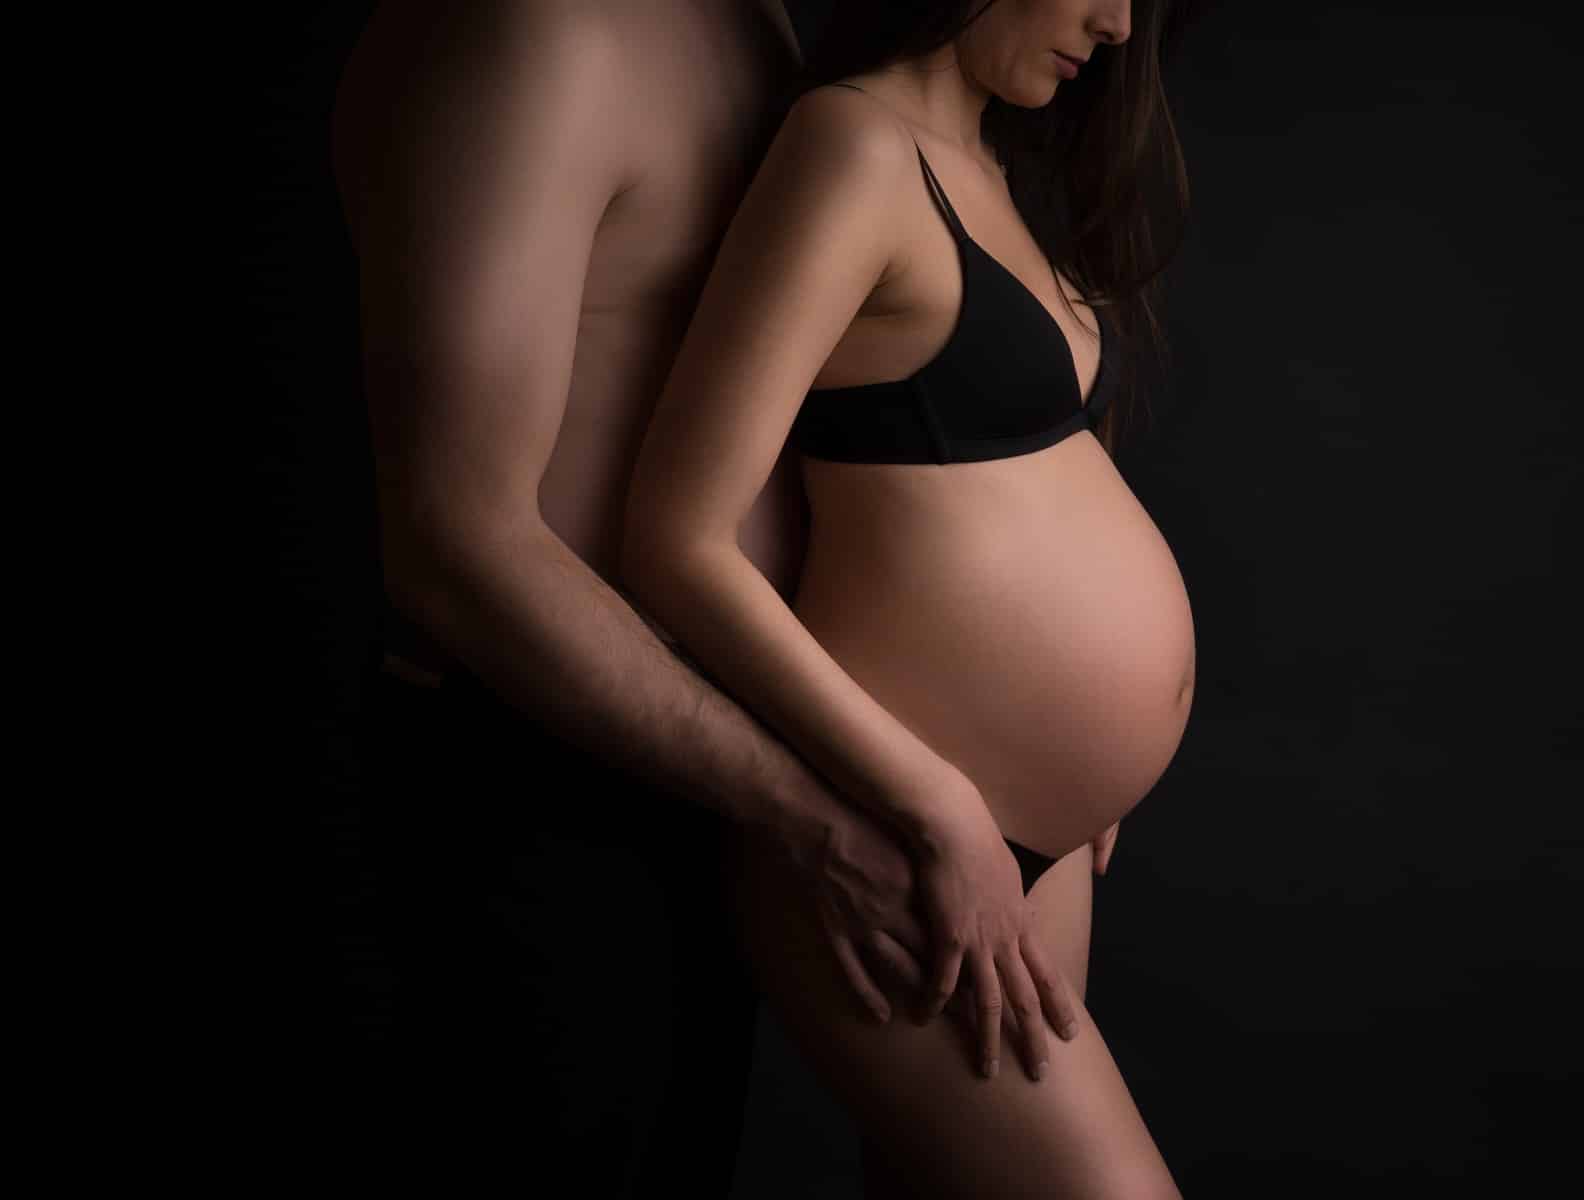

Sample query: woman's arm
[621,87,966,850]
[623,88,1085,1083]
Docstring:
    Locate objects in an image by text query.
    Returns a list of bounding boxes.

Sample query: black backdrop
[246,2,1581,1193]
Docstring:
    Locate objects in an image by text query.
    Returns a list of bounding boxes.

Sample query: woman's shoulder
[770,81,920,193]
[718,80,919,292]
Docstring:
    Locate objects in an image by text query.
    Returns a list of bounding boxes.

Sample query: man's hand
[1091,820,1120,876]
[780,807,931,1025]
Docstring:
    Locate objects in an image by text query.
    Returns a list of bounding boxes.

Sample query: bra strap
[912,146,970,244]
[823,82,969,244]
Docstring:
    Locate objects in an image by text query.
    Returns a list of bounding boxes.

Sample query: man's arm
[342,4,831,851]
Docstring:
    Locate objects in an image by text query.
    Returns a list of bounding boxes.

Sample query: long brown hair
[791,0,1192,455]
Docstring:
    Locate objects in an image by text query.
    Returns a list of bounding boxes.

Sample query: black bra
[790,82,1115,465]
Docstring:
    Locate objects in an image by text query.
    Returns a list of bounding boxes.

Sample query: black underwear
[1003,834,1056,894]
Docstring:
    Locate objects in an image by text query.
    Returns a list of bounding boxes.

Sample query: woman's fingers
[969,949,1003,1078]
[998,950,1050,1081]
[1020,930,1081,1042]
[868,932,1059,1086]
[1092,820,1120,875]
[866,932,1014,1074]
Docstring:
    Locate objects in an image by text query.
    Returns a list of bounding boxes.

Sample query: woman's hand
[904,771,1083,1082]
[1091,820,1120,876]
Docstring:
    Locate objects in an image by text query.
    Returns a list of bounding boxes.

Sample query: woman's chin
[999,77,1061,110]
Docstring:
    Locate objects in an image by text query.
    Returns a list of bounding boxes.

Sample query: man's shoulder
[502,0,659,73]
[334,0,637,161]
[487,0,633,100]
[432,0,661,178]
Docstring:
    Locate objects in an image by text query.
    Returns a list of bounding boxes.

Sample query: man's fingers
[871,934,998,1053]
[921,939,965,1024]
[1021,932,1081,1041]
[822,916,892,1024]
[970,951,1002,1078]
[864,927,927,995]
[885,911,931,960]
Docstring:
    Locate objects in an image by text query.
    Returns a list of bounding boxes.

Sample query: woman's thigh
[727,828,1180,1200]
[1031,839,1096,1003]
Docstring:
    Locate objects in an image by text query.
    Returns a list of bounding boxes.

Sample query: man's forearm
[393,520,846,854]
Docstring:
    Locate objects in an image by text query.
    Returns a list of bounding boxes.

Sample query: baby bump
[795,436,1196,860]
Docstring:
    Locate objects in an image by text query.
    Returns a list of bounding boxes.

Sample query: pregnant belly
[793,432,1195,861]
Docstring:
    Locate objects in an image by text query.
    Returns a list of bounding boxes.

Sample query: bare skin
[734,831,1182,1200]
[624,0,1189,1194]
[329,0,946,1039]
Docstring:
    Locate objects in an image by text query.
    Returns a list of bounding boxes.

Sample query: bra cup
[920,239,1085,446]
[790,101,1112,465]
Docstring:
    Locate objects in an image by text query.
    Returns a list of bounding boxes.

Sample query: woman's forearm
[621,533,966,846]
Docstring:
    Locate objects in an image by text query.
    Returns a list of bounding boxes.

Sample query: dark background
[246,2,1582,1194]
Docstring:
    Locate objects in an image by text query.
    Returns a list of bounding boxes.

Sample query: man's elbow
[383,482,549,612]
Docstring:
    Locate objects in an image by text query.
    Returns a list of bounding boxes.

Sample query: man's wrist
[742,755,848,872]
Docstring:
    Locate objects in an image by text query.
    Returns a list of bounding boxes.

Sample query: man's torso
[331,0,809,670]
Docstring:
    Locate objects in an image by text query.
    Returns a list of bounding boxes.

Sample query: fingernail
[1036,1060,1049,1080]
[1061,1020,1079,1040]
[985,1058,999,1079]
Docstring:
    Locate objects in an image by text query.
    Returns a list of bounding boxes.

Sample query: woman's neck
[859,51,996,166]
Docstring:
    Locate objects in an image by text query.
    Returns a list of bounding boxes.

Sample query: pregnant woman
[622,1,1193,1195]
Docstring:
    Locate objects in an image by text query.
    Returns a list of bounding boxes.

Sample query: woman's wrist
[750,740,971,867]
[877,756,986,859]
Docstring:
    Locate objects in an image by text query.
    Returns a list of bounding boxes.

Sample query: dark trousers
[318,656,758,1196]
